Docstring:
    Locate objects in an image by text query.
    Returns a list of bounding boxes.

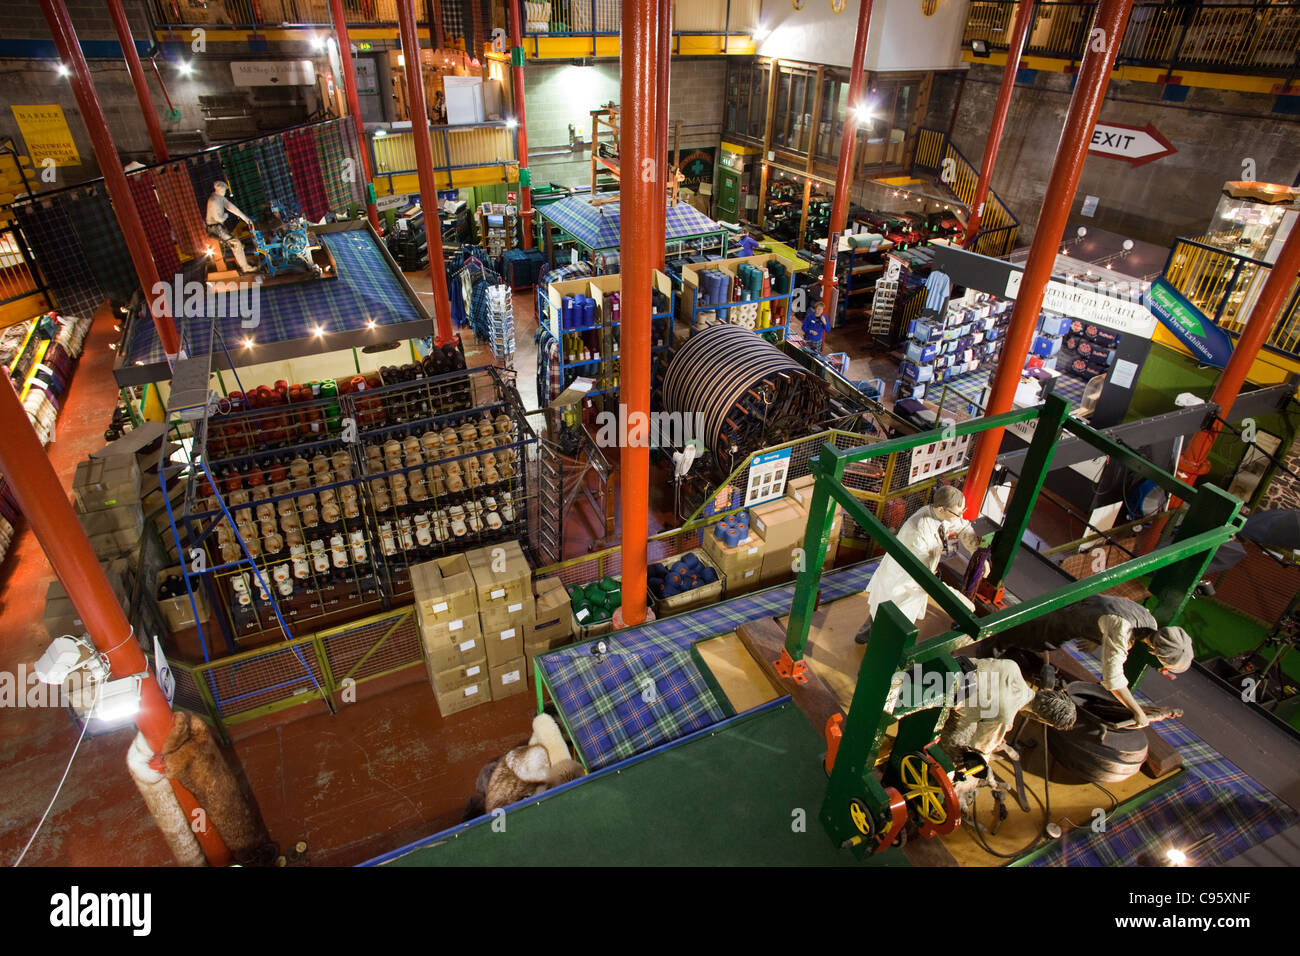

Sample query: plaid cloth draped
[63,187,137,300]
[123,227,425,367]
[154,163,209,259]
[217,143,267,219]
[186,151,227,211]
[283,129,330,222]
[537,196,723,252]
[313,121,354,214]
[255,138,300,216]
[127,173,182,282]
[539,561,881,769]
[440,0,465,37]
[14,196,104,319]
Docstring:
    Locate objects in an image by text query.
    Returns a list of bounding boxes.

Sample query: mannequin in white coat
[856,484,982,644]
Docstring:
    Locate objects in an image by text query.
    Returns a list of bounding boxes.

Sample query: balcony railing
[1163,236,1300,358]
[369,122,518,191]
[963,1,1300,78]
[149,0,760,36]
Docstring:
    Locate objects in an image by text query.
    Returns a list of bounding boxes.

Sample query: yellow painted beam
[526,34,752,58]
[0,293,50,329]
[962,50,1288,95]
[372,163,517,196]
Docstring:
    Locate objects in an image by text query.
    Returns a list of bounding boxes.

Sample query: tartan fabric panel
[440,0,465,37]
[63,187,137,300]
[283,129,330,222]
[255,138,300,216]
[127,173,182,281]
[539,560,881,769]
[154,163,209,259]
[217,143,267,220]
[187,151,227,210]
[334,116,366,208]
[538,196,723,252]
[314,121,353,213]
[122,228,425,367]
[14,198,104,319]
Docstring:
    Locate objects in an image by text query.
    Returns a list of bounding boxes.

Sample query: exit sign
[359,41,373,51]
[1088,121,1176,167]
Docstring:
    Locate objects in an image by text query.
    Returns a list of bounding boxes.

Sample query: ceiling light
[397,53,405,67]
[505,117,518,129]
[366,319,376,329]
[56,63,70,77]
[177,60,193,76]
[313,326,324,337]
[971,39,990,58]
[243,337,254,348]
[1165,848,1187,866]
[311,35,326,51]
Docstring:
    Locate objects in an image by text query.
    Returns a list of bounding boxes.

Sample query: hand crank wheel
[899,751,961,838]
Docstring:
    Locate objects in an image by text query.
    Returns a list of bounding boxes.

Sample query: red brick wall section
[1211,540,1300,626]
[1257,432,1300,512]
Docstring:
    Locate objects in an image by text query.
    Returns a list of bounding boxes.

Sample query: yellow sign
[12,105,81,167]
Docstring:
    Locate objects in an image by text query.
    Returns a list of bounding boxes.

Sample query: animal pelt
[545,758,584,788]
[161,711,270,862]
[484,745,551,813]
[529,713,571,767]
[464,757,500,820]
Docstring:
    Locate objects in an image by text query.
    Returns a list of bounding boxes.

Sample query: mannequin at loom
[855,484,983,644]
[206,180,255,273]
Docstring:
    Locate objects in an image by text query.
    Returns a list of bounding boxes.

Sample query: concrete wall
[523,57,728,190]
[757,0,969,73]
[3,0,151,42]
[928,64,1300,247]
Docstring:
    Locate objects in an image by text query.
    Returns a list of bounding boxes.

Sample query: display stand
[680,253,796,343]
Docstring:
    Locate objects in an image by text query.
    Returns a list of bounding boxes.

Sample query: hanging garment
[924,269,951,313]
[153,164,209,260]
[127,173,182,281]
[283,129,331,222]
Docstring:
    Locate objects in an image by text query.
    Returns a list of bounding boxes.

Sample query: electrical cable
[967,721,1055,861]
[12,677,103,867]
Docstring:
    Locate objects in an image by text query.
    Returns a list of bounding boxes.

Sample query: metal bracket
[774,648,809,684]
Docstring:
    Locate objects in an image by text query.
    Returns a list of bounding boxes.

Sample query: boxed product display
[466,539,532,610]
[647,549,724,616]
[428,659,488,697]
[155,565,213,632]
[420,614,486,673]
[702,529,765,595]
[749,499,806,551]
[785,474,817,508]
[489,656,528,700]
[482,611,528,667]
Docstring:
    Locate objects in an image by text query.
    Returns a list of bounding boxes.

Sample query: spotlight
[506,117,518,129]
[1122,239,1135,251]
[177,60,193,76]
[56,63,70,77]
[366,320,376,330]
[397,53,405,67]
[311,35,326,51]
[313,326,324,338]
[971,39,990,58]
[1165,848,1187,866]
[243,337,254,349]
[1076,226,1088,239]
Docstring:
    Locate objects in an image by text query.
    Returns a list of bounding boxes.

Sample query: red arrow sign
[1087,121,1177,167]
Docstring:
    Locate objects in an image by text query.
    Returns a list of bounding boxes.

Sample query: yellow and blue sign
[1144,278,1234,369]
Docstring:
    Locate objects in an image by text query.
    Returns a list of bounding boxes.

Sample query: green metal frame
[781,395,1246,857]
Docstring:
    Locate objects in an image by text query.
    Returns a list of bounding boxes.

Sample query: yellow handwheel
[848,798,874,837]
[898,751,961,837]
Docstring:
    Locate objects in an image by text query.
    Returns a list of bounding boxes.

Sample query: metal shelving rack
[681,254,795,344]
[160,364,539,660]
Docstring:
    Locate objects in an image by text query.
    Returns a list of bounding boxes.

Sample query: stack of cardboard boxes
[44,558,132,638]
[702,475,844,597]
[525,575,576,680]
[412,540,535,717]
[72,453,144,562]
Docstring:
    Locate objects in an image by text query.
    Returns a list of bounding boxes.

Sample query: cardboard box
[156,565,211,632]
[76,502,144,537]
[749,500,805,550]
[86,525,143,559]
[785,474,817,508]
[427,659,488,696]
[480,592,535,634]
[420,616,487,673]
[73,455,142,513]
[760,544,800,585]
[466,540,532,609]
[490,656,528,700]
[703,531,764,580]
[410,554,478,625]
[529,583,575,644]
[433,678,490,717]
[482,616,527,668]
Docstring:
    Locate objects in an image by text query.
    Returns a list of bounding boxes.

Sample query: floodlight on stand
[70,673,147,726]
[971,39,990,57]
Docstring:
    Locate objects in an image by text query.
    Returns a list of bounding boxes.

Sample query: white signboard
[744,448,792,507]
[231,61,317,87]
[1005,272,1157,339]
[1088,122,1176,167]
[153,635,175,706]
[376,194,409,211]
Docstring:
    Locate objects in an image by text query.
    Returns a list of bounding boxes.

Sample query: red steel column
[819,0,875,312]
[507,0,534,249]
[962,0,1134,519]
[618,0,658,627]
[651,0,670,268]
[0,375,230,866]
[961,0,1034,247]
[330,0,380,230]
[397,0,457,344]
[1182,229,1300,487]
[42,0,181,359]
[107,0,168,163]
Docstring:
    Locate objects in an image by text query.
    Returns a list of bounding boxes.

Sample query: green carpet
[380,702,906,866]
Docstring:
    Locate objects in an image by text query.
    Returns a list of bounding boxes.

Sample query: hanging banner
[11,105,80,166]
[1143,278,1234,368]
